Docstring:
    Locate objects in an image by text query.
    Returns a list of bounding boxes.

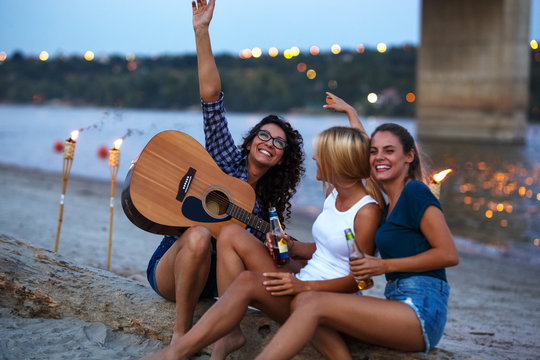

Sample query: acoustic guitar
[121,130,272,238]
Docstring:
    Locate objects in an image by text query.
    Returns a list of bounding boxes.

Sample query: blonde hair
[314,127,385,209]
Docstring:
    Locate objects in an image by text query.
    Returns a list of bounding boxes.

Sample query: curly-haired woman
[144,0,305,355]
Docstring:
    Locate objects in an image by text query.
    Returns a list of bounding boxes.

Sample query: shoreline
[1,162,537,269]
[1,163,540,359]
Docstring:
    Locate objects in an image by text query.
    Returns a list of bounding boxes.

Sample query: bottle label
[278,238,288,259]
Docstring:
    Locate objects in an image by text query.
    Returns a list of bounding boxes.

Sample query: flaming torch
[429,169,453,200]
[54,130,80,252]
[107,138,123,271]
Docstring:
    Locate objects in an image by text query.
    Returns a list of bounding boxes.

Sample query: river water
[1,104,539,264]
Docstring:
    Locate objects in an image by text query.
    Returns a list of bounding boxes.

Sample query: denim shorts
[384,276,450,352]
[146,235,218,299]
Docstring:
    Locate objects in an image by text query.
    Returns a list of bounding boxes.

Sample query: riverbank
[0,163,539,359]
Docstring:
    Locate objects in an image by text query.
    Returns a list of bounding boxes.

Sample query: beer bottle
[269,207,289,266]
[345,228,374,290]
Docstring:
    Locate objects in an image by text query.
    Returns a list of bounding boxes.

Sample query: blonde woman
[253,109,460,359]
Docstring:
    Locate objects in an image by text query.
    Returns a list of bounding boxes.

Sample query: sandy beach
[1,163,539,360]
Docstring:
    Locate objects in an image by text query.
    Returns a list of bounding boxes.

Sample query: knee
[216,223,245,249]
[291,291,322,314]
[181,226,212,257]
[231,271,261,294]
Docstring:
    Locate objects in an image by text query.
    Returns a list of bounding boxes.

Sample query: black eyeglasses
[256,130,288,150]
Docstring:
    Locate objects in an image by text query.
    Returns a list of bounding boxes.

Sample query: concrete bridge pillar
[416,0,531,143]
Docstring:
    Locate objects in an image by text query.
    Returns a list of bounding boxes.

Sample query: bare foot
[140,333,188,360]
[210,326,246,360]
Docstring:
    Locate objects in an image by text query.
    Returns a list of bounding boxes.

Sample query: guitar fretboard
[227,203,270,233]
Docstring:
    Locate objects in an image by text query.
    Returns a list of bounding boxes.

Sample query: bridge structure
[416,0,531,143]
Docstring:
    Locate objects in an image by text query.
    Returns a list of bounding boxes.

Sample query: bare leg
[311,326,352,360]
[216,224,271,292]
[148,271,294,360]
[212,224,287,359]
[255,291,424,360]
[154,226,213,338]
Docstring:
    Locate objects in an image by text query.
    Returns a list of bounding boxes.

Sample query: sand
[0,163,539,360]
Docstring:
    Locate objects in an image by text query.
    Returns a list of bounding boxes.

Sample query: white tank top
[296,189,377,281]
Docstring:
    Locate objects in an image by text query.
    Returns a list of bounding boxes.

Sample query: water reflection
[422,137,540,251]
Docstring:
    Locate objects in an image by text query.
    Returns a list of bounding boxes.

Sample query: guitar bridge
[176,167,196,202]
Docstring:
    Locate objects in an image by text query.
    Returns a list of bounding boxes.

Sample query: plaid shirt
[202,92,264,240]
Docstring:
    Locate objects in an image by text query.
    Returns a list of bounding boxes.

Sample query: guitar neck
[226,203,300,243]
[227,203,270,234]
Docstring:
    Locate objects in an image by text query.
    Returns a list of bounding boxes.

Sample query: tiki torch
[107,138,123,271]
[54,130,80,252]
[429,169,453,200]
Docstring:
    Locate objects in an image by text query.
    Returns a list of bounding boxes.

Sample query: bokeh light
[331,44,341,54]
[39,51,49,61]
[328,80,338,89]
[310,46,319,56]
[268,47,279,57]
[283,49,293,59]
[306,69,316,79]
[297,62,307,72]
[126,53,136,62]
[84,51,95,61]
[406,92,416,103]
[356,44,365,54]
[531,40,539,50]
[290,46,300,57]
[377,43,387,53]
[367,93,378,103]
[0,51,6,61]
[252,47,262,58]
[239,49,252,59]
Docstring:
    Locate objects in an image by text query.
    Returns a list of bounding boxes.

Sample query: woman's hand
[262,272,306,296]
[192,0,215,31]
[323,92,353,114]
[323,92,365,132]
[349,254,386,280]
[265,232,290,257]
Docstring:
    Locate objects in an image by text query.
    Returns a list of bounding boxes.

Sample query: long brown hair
[371,123,429,184]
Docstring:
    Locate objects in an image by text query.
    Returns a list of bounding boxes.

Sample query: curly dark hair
[240,115,305,226]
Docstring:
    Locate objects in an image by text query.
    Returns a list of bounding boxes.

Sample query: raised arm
[192,0,221,102]
[323,92,366,133]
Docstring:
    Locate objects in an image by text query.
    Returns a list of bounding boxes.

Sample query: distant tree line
[0,47,539,121]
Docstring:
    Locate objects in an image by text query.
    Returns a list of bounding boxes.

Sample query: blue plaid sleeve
[202,92,243,172]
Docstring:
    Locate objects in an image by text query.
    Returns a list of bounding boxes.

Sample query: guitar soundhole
[205,190,230,218]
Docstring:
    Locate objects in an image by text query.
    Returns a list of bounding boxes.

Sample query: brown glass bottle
[345,228,374,290]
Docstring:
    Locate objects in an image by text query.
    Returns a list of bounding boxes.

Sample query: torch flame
[70,130,80,141]
[433,169,452,183]
[113,138,124,150]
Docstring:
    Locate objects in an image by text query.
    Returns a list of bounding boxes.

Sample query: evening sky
[0,0,539,58]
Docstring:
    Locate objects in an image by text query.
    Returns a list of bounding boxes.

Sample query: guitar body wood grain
[121,130,257,238]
